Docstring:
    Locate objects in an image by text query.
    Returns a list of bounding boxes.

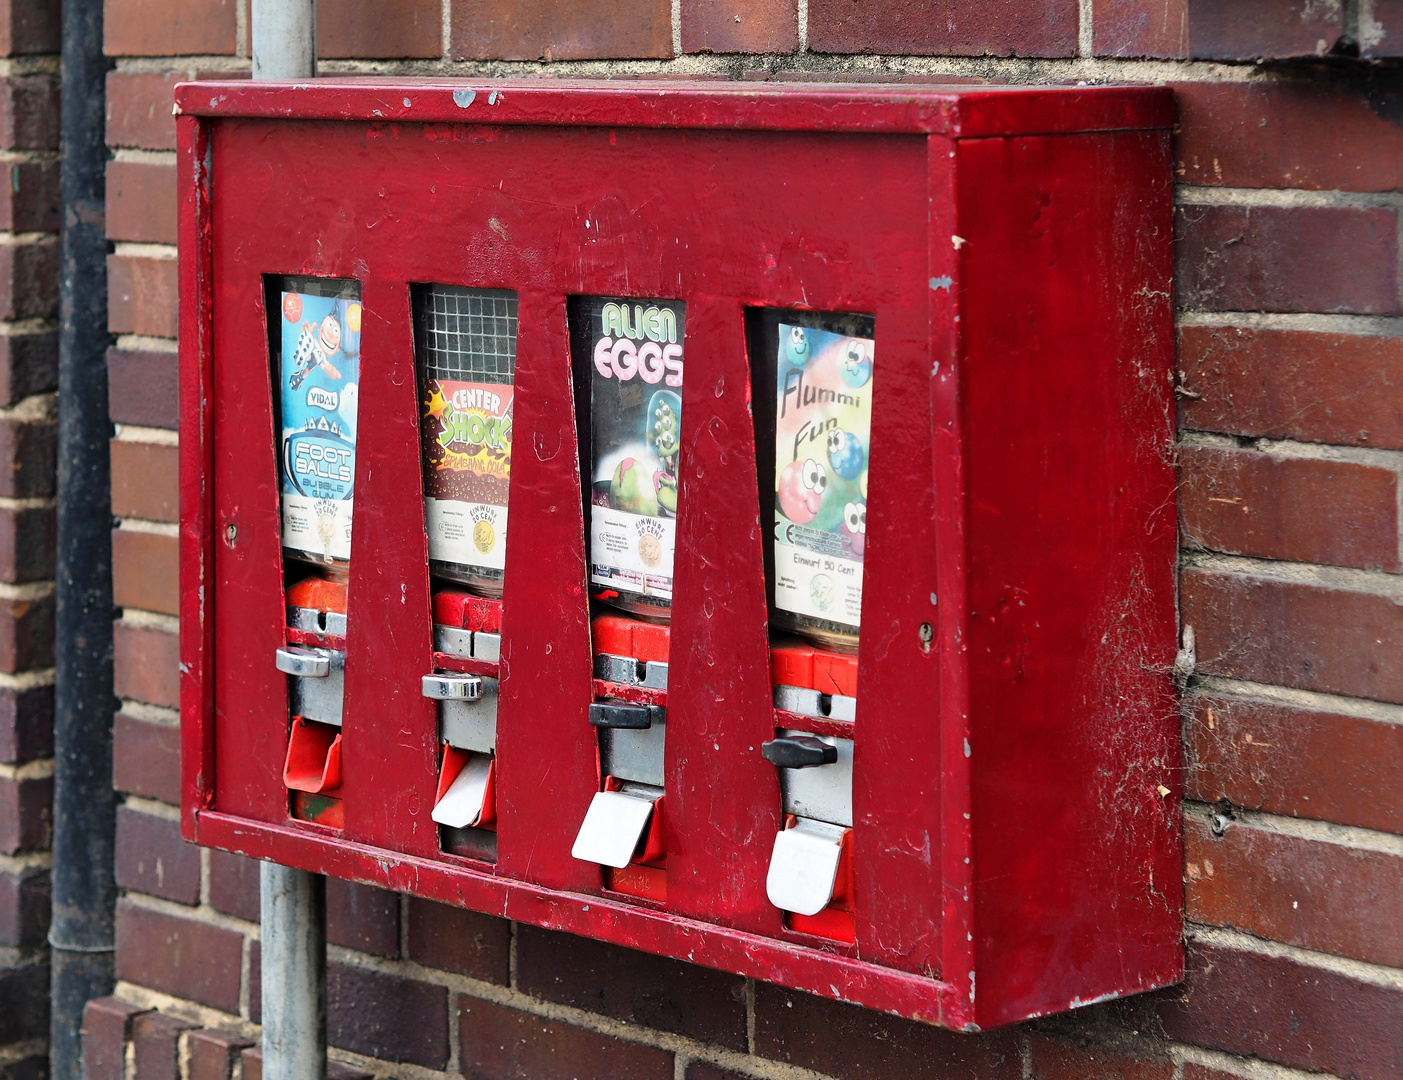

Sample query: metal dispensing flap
[571,786,660,868]
[422,673,484,700]
[440,678,499,754]
[766,817,847,916]
[276,646,331,677]
[431,754,493,828]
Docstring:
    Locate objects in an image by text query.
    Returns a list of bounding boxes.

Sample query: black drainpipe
[49,0,115,1070]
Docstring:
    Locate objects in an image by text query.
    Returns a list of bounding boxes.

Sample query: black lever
[589,702,664,729]
[761,736,838,769]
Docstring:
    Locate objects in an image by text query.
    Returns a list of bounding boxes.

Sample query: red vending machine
[178,79,1181,1030]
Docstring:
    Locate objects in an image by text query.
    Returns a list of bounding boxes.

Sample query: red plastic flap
[591,614,671,663]
[286,574,348,614]
[433,590,504,633]
[283,719,343,794]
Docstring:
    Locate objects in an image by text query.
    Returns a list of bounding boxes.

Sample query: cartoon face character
[778,457,827,524]
[810,574,835,611]
[610,457,659,517]
[783,325,810,367]
[839,338,873,388]
[842,499,867,558]
[318,314,342,356]
[826,429,865,480]
[647,391,681,464]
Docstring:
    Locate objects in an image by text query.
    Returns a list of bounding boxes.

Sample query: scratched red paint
[178,80,1181,1030]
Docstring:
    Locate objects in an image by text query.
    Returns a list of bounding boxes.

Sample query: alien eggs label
[773,324,873,630]
[421,380,513,572]
[279,288,361,563]
[582,298,685,603]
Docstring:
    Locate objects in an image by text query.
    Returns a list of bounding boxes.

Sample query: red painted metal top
[173,77,1174,138]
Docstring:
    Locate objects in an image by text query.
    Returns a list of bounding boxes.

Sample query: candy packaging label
[278,285,362,564]
[772,324,873,632]
[577,298,686,617]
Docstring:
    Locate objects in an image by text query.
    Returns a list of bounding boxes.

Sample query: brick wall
[80,3,1403,1080]
[0,0,60,1075]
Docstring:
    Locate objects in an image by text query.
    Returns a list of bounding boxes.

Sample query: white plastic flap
[766,817,847,916]
[571,789,656,868]
[431,755,492,829]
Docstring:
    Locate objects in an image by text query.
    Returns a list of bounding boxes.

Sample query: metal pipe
[260,864,326,1080]
[251,6,325,1080]
[252,0,317,80]
[49,0,115,1070]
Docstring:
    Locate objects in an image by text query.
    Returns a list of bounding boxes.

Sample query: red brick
[1175,204,1399,316]
[0,237,59,319]
[115,805,201,905]
[1030,1035,1173,1080]
[1182,1066,1244,1080]
[187,1029,254,1080]
[515,924,747,1050]
[239,1050,371,1080]
[114,900,244,1013]
[0,330,57,408]
[318,0,442,58]
[1155,939,1403,1080]
[0,683,52,763]
[1175,80,1403,192]
[0,960,47,1041]
[133,1013,196,1080]
[1178,327,1403,451]
[0,75,58,149]
[0,158,59,232]
[107,73,181,151]
[113,529,179,616]
[458,995,674,1080]
[326,878,399,957]
[108,254,178,338]
[109,348,178,429]
[114,622,179,708]
[114,711,181,804]
[0,866,48,946]
[0,414,56,498]
[1182,565,1403,704]
[1186,693,1403,835]
[0,504,54,583]
[81,998,152,1080]
[111,439,177,522]
[0,0,60,54]
[451,0,672,61]
[328,962,449,1068]
[1092,0,1186,57]
[107,160,177,245]
[208,848,259,922]
[405,896,509,983]
[1179,445,1400,572]
[682,0,798,53]
[0,775,48,854]
[754,984,1022,1080]
[1185,814,1403,968]
[1186,0,1345,58]
[0,590,53,672]
[808,0,1079,57]
[104,0,237,56]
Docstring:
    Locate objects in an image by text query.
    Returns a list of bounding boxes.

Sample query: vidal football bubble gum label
[772,324,873,632]
[578,298,685,616]
[279,285,361,564]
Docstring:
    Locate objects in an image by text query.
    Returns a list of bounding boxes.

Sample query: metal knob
[588,702,664,729]
[761,736,837,769]
[422,673,484,700]
[275,646,331,678]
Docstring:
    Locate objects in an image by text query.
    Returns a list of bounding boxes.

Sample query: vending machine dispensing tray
[178,79,1182,1030]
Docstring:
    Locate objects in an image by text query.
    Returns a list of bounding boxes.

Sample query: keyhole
[918,622,933,653]
[225,523,238,547]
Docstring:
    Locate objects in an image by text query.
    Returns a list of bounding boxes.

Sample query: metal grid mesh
[418,286,518,382]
